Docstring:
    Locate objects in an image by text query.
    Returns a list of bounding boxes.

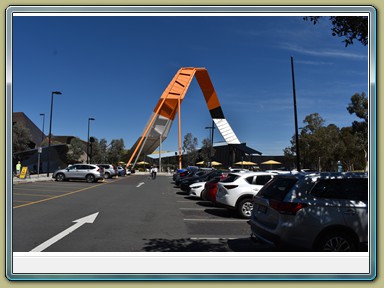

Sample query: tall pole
[87,118,95,164]
[205,120,215,167]
[291,57,301,172]
[40,113,45,142]
[47,91,62,177]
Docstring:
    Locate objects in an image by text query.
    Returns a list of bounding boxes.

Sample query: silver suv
[97,164,118,179]
[53,164,103,183]
[250,172,368,252]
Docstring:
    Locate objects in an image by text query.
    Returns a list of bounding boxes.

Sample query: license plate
[257,204,267,214]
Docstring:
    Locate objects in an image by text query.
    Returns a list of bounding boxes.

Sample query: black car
[175,170,207,187]
[180,170,223,192]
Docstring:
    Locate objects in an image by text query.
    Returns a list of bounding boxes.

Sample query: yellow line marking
[13,182,107,209]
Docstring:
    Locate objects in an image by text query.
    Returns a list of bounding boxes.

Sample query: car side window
[255,175,272,185]
[310,179,368,201]
[245,176,254,184]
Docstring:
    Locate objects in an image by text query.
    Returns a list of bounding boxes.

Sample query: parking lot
[12,173,273,252]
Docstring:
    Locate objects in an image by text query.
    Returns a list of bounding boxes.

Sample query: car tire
[55,173,65,182]
[237,198,253,219]
[315,230,358,252]
[86,174,96,183]
[104,172,110,179]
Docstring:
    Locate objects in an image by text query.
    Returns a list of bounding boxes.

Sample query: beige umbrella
[211,161,222,166]
[261,160,281,165]
[261,160,282,170]
[234,161,256,166]
[196,161,205,165]
[136,161,149,165]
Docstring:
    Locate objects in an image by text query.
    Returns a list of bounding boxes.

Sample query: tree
[183,133,199,166]
[66,137,85,164]
[346,92,368,170]
[199,138,215,165]
[303,16,368,46]
[12,122,32,153]
[107,139,125,164]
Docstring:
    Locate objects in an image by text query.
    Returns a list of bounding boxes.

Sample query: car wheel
[315,231,358,252]
[237,198,253,219]
[55,173,65,182]
[104,172,110,179]
[86,174,95,183]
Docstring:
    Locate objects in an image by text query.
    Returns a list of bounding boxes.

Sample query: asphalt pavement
[12,171,171,184]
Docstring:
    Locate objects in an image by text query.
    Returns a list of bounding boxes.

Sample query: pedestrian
[152,166,158,179]
[16,161,21,177]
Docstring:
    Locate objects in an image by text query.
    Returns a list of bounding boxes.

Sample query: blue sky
[12,14,368,155]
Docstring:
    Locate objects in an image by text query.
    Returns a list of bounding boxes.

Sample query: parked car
[117,166,127,176]
[216,172,275,218]
[175,170,207,187]
[180,170,223,192]
[52,164,103,183]
[173,166,199,182]
[189,181,206,199]
[201,174,229,203]
[97,164,118,179]
[249,172,368,252]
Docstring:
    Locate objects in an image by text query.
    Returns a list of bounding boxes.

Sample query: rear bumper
[249,220,281,248]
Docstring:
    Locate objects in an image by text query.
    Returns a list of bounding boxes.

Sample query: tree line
[283,92,368,172]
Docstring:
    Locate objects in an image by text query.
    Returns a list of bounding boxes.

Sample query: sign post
[37,147,42,178]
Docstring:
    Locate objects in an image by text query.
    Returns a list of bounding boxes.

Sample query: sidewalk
[13,174,54,185]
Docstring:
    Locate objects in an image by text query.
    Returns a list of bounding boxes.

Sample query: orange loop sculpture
[126,67,240,170]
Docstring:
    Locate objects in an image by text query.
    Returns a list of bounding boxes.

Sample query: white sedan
[188,181,206,198]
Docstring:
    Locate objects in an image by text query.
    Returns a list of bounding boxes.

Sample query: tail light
[268,199,308,215]
[223,185,238,189]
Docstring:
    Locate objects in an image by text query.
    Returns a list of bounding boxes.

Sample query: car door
[73,164,87,179]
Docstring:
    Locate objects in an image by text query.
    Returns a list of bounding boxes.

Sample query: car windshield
[256,177,298,201]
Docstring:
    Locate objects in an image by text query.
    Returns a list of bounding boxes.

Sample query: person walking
[16,161,21,177]
[151,166,158,179]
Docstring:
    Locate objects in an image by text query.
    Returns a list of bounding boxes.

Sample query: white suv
[216,172,275,218]
[250,172,368,251]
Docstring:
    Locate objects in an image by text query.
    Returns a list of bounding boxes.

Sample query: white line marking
[183,218,247,222]
[136,182,145,187]
[30,212,99,252]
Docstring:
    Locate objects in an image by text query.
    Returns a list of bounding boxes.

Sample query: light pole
[40,113,45,142]
[205,120,215,167]
[87,117,95,164]
[47,91,62,177]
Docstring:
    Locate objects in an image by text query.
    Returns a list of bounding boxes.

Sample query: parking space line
[184,218,247,222]
[13,182,107,209]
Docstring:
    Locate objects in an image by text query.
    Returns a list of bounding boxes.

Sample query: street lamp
[47,91,62,177]
[40,113,45,142]
[205,120,215,167]
[87,117,95,164]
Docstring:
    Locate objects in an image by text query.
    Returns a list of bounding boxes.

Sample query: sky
[11,12,369,156]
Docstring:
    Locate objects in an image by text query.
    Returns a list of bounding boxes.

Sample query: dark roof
[229,143,262,155]
[13,112,45,148]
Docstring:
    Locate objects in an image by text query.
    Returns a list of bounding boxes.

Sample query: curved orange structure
[126,67,240,169]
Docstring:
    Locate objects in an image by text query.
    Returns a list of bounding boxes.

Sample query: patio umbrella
[196,161,205,165]
[261,160,281,165]
[211,161,222,166]
[261,160,282,169]
[136,161,149,165]
[234,161,256,166]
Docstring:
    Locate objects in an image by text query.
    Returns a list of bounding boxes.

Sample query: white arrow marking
[136,182,145,187]
[30,212,99,252]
